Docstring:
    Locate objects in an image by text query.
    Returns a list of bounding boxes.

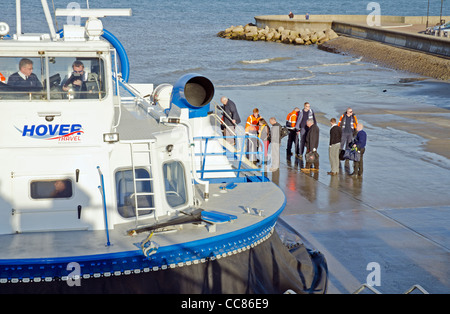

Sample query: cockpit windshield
[0,56,106,100]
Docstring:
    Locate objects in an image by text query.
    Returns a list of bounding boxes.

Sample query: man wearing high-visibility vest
[338,107,358,170]
[245,108,261,163]
[286,107,300,158]
[338,107,358,150]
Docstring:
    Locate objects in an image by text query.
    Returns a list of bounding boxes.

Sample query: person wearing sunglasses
[61,60,88,99]
[338,107,358,170]
[338,107,358,151]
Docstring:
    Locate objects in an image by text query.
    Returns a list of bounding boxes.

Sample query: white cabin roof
[0,38,111,55]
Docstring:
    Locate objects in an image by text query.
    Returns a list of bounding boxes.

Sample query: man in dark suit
[301,118,320,172]
[7,58,42,89]
[220,96,241,145]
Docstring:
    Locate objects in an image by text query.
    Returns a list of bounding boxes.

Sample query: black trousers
[286,130,299,155]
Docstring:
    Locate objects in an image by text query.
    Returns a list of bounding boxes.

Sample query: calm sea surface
[2,0,449,114]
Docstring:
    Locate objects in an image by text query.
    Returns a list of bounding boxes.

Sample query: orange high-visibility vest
[338,113,358,130]
[286,110,298,127]
[245,115,260,133]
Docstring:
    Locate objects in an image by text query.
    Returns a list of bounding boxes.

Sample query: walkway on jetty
[255,15,450,57]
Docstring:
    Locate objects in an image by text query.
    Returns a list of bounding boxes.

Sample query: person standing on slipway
[338,107,358,150]
[269,117,282,171]
[295,102,316,159]
[301,118,319,172]
[338,107,358,170]
[258,118,270,163]
[286,107,300,158]
[245,108,261,163]
[350,123,367,177]
[328,118,341,176]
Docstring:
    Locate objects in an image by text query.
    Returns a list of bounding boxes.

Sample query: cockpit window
[49,57,106,100]
[0,56,106,100]
[0,57,45,100]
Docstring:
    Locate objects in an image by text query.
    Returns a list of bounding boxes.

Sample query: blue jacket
[354,130,367,149]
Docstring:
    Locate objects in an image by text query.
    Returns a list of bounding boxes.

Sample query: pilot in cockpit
[61,60,88,99]
[7,58,43,88]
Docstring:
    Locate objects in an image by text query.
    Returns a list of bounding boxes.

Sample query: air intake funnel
[170,74,214,118]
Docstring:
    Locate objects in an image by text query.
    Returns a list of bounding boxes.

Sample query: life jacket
[286,110,298,127]
[245,114,260,133]
[0,72,5,83]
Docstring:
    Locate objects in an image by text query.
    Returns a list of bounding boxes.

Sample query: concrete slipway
[270,110,450,294]
[248,14,450,295]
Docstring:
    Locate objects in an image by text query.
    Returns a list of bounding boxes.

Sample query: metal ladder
[128,141,156,226]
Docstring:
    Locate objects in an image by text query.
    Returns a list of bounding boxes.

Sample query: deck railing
[193,134,267,182]
[97,166,111,247]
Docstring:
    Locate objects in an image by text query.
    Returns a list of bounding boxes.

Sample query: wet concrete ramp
[274,135,450,293]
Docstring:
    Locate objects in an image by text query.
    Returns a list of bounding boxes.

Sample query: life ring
[0,72,5,83]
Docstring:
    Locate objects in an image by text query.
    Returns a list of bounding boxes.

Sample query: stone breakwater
[217,24,338,45]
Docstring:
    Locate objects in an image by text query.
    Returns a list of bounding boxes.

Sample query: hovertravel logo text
[16,124,84,142]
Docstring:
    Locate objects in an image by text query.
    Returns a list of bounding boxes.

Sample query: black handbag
[339,149,345,161]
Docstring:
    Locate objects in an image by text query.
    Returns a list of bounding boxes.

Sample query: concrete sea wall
[253,15,450,57]
[218,15,450,80]
[331,21,450,57]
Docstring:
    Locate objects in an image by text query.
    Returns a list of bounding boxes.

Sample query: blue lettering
[70,124,82,135]
[20,124,83,138]
[22,125,35,136]
[48,124,59,136]
[35,125,48,136]
[59,124,70,135]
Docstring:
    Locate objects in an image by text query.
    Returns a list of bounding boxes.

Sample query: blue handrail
[102,29,130,83]
[193,135,267,182]
[97,166,111,247]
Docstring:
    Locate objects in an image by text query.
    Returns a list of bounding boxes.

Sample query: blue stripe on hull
[0,200,285,284]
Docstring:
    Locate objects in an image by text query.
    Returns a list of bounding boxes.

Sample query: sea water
[1,0,448,115]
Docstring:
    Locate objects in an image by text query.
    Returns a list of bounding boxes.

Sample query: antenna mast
[41,0,58,40]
